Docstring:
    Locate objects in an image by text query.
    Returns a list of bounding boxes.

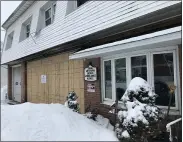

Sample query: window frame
[5,31,14,50]
[52,3,56,21]
[45,7,52,27]
[77,0,89,8]
[25,23,31,38]
[101,46,180,110]
[44,2,56,27]
[103,59,113,101]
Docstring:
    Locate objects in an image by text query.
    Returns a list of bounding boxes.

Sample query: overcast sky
[1,1,22,42]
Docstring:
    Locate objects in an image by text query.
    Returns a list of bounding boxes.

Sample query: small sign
[84,65,97,81]
[41,75,46,83]
[87,84,95,92]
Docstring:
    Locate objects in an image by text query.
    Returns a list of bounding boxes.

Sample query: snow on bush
[64,91,80,112]
[1,103,118,141]
[115,77,162,141]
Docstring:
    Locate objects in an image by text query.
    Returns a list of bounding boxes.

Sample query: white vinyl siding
[1,1,180,64]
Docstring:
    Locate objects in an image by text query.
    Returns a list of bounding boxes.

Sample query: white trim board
[69,26,181,60]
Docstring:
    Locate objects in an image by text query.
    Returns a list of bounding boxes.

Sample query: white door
[12,66,21,102]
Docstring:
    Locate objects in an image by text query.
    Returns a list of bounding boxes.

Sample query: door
[12,66,21,102]
[151,51,177,108]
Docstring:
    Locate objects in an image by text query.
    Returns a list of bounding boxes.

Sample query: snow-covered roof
[69,26,181,59]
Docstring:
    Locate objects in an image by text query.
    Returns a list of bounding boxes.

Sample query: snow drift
[1,103,118,141]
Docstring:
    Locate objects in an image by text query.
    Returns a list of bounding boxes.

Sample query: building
[1,42,7,87]
[1,1,182,118]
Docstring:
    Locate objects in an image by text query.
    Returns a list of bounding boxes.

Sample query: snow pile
[116,77,161,140]
[84,112,114,131]
[1,103,118,141]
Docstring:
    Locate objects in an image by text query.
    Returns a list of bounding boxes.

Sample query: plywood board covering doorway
[27,53,85,113]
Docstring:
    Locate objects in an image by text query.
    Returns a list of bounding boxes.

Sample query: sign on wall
[84,65,97,81]
[87,84,95,92]
[41,75,47,83]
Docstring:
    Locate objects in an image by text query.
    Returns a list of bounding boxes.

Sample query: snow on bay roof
[69,26,181,59]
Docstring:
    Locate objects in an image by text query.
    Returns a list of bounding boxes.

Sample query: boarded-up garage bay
[27,53,85,113]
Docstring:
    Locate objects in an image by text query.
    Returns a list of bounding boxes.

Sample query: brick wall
[84,58,115,123]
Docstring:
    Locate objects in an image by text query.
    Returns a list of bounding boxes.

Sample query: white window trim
[101,46,180,111]
[5,31,14,50]
[52,3,56,20]
[44,3,56,27]
[25,23,31,38]
[102,59,113,101]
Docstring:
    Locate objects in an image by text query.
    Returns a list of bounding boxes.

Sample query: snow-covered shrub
[65,91,80,113]
[85,104,99,121]
[115,77,164,141]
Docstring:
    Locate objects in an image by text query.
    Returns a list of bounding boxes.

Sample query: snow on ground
[1,103,118,141]
[84,112,114,131]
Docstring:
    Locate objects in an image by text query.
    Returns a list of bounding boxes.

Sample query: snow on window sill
[101,100,180,115]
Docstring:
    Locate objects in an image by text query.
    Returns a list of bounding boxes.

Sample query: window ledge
[101,100,114,106]
[101,100,181,116]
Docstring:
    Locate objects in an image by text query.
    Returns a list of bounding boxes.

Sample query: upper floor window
[26,23,30,38]
[5,31,14,50]
[66,0,89,15]
[36,1,57,33]
[45,3,56,27]
[19,16,32,42]
[77,0,89,7]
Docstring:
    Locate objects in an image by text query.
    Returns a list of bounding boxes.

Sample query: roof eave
[2,1,34,30]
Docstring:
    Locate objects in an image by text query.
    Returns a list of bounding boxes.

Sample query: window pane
[26,32,30,38]
[77,0,89,7]
[131,55,147,80]
[26,24,30,32]
[104,60,112,99]
[26,24,30,38]
[45,8,51,20]
[115,58,126,100]
[153,53,175,107]
[45,18,51,26]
